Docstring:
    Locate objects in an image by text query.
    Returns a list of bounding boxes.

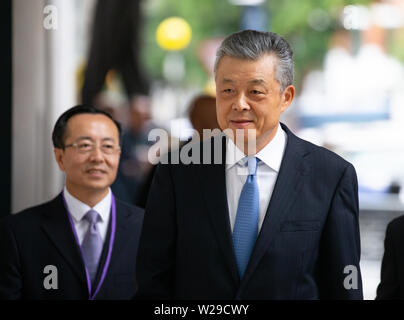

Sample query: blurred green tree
[141,0,386,92]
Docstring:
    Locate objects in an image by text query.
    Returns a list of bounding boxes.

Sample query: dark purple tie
[81,209,103,284]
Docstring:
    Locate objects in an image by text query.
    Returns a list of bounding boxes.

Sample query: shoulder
[0,195,62,232]
[283,123,354,174]
[381,215,404,249]
[160,132,225,167]
[114,197,144,221]
[386,215,404,235]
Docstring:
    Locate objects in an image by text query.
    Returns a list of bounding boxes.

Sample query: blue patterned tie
[233,157,259,279]
[81,209,103,284]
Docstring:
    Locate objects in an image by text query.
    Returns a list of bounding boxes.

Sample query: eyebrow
[221,78,234,84]
[247,79,267,85]
[221,78,267,85]
[76,136,116,142]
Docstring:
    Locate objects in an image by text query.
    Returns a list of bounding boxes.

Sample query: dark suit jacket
[376,215,404,299]
[135,123,363,299]
[0,193,144,300]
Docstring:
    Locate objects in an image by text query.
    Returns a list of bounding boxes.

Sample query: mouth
[86,168,107,177]
[230,119,254,128]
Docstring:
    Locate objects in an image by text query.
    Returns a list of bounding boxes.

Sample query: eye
[78,143,92,149]
[251,89,263,95]
[223,88,233,93]
[102,144,114,149]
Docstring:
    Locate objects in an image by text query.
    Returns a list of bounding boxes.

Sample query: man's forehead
[220,78,268,84]
[219,53,277,65]
[217,55,276,76]
[68,113,116,129]
[65,114,118,137]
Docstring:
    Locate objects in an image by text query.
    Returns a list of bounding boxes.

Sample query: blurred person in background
[299,22,404,126]
[376,215,404,299]
[188,94,220,140]
[112,95,156,205]
[0,105,144,299]
[82,0,149,106]
[135,94,220,208]
[354,23,404,117]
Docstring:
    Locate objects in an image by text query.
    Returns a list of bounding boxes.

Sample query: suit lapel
[108,200,130,265]
[237,124,311,295]
[197,134,240,286]
[40,194,87,285]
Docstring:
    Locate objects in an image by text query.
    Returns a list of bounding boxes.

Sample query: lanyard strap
[62,191,116,300]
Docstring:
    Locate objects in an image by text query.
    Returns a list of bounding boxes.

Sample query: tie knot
[84,209,99,224]
[246,157,258,176]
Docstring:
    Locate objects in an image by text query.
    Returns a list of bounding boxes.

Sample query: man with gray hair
[136,30,363,299]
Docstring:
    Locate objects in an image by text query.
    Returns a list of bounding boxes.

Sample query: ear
[280,85,295,113]
[54,148,66,172]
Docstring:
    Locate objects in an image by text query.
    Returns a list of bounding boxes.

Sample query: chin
[85,181,110,191]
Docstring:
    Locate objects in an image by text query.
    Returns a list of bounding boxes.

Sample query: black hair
[52,104,122,149]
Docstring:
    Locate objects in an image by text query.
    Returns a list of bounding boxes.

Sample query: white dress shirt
[225,123,287,233]
[63,186,112,244]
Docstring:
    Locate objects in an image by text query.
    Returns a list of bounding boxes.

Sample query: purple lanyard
[62,191,116,300]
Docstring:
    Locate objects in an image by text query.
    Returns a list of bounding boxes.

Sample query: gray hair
[214,30,294,92]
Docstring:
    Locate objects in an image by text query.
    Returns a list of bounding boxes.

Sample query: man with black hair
[0,105,143,299]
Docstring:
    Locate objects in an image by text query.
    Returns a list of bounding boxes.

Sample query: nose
[88,145,104,162]
[232,93,250,111]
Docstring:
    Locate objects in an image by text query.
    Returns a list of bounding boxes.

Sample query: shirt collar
[225,123,287,172]
[63,186,112,223]
[256,123,287,172]
[225,136,247,170]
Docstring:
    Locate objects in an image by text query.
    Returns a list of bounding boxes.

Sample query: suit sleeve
[317,164,364,299]
[135,163,176,299]
[0,218,23,299]
[375,222,400,299]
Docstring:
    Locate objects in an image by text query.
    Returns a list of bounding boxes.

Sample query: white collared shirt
[225,123,287,233]
[63,186,112,244]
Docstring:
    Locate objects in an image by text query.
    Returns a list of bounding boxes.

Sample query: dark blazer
[0,193,144,300]
[376,215,404,299]
[135,123,363,299]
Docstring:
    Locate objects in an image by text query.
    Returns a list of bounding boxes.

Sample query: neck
[240,125,279,156]
[65,185,109,208]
